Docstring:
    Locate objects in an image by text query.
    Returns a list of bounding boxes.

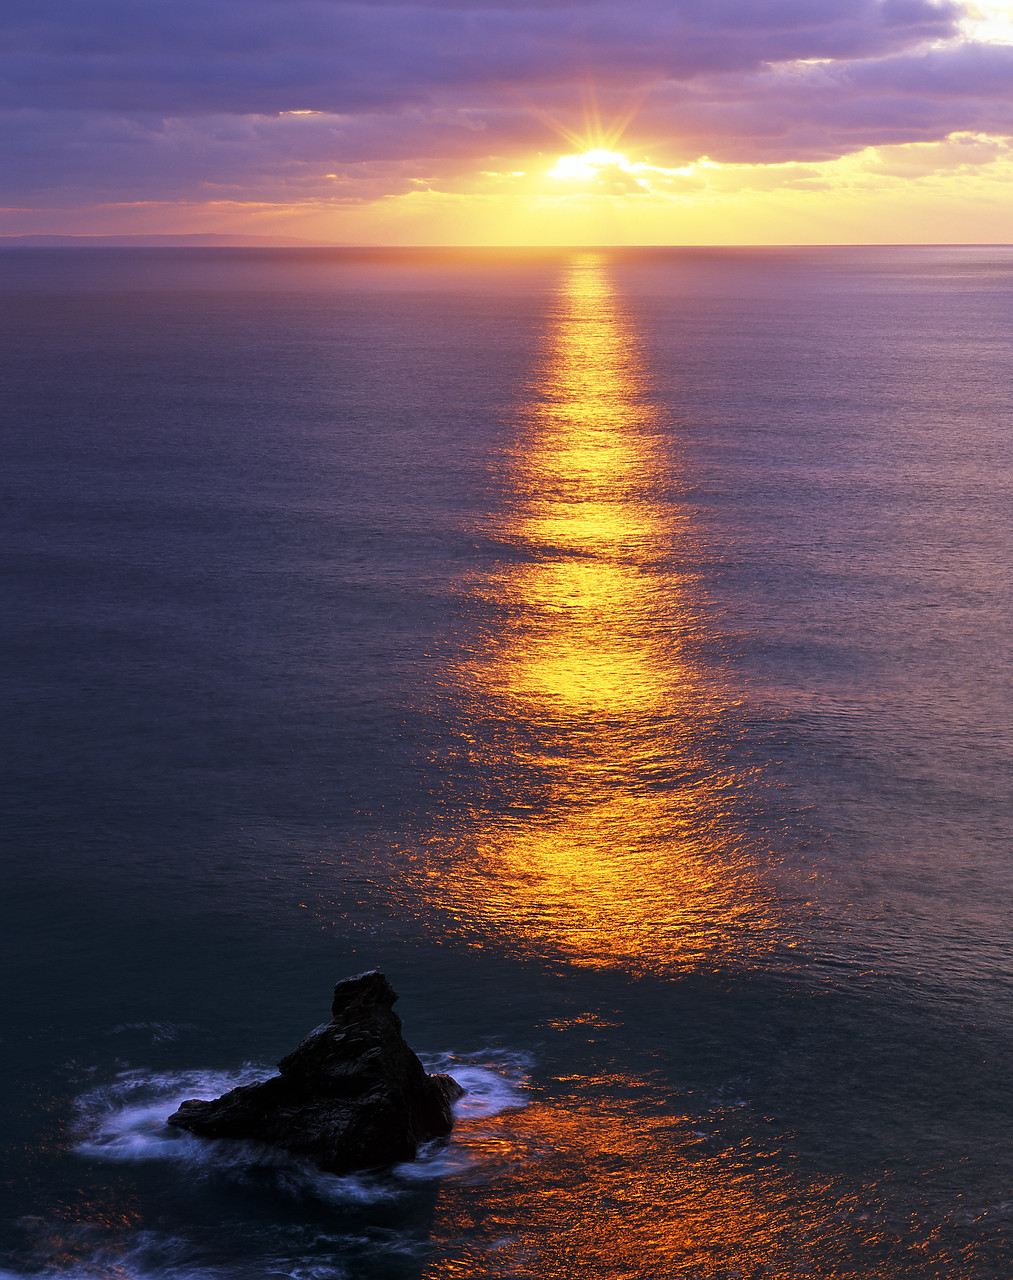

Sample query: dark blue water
[1,246,1010,1278]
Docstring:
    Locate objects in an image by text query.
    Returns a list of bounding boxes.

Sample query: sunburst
[520,76,652,168]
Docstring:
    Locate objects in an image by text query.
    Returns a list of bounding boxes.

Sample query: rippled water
[1,245,1010,1278]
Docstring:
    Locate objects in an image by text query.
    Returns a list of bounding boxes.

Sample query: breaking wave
[71,1048,530,1200]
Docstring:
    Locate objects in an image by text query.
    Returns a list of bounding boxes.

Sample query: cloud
[632,39,1013,163]
[6,0,1013,225]
[0,0,961,113]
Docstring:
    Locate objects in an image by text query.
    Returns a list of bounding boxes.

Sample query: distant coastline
[0,233,355,247]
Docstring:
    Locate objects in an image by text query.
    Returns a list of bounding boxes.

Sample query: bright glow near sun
[550,149,634,180]
[959,1,1013,42]
[546,147,720,196]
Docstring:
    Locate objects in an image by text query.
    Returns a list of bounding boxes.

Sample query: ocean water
[0,244,1010,1279]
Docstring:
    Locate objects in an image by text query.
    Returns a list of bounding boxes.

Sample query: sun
[549,150,635,181]
[523,77,653,183]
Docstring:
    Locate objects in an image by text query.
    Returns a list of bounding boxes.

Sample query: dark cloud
[1,0,961,113]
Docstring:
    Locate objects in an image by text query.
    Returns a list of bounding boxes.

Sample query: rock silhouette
[166,970,464,1173]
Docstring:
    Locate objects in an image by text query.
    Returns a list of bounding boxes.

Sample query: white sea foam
[15,1053,532,1279]
[72,1049,530,1197]
[7,1217,369,1279]
[107,1021,197,1044]
[73,1065,277,1164]
[0,1267,202,1280]
[0,1231,213,1280]
[422,1048,531,1119]
[389,1048,532,1181]
[0,1260,348,1280]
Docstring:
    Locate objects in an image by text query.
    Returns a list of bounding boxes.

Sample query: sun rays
[517,75,653,167]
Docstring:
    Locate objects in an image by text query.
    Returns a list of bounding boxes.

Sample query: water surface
[1,245,1010,1278]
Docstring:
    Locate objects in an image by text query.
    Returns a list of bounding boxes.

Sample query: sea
[0,244,1010,1279]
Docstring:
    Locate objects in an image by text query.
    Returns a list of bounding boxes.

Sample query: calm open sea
[0,245,1010,1279]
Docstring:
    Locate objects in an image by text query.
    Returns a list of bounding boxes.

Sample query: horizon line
[3,234,1013,251]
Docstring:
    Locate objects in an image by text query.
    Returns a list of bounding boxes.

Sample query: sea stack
[166,970,464,1174]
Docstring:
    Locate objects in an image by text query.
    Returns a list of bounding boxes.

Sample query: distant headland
[0,233,360,248]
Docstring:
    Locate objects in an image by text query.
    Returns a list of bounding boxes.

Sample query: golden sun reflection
[426,253,783,974]
[422,1097,933,1280]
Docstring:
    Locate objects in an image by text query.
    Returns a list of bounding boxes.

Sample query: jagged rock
[166,970,464,1174]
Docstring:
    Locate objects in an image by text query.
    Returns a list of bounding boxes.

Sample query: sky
[3,0,1013,244]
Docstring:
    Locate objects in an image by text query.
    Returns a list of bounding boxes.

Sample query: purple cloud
[1,0,961,113]
[5,0,1012,214]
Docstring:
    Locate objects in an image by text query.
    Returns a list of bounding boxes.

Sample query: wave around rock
[166,971,464,1174]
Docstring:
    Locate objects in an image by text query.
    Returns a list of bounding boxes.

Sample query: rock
[166,970,465,1174]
